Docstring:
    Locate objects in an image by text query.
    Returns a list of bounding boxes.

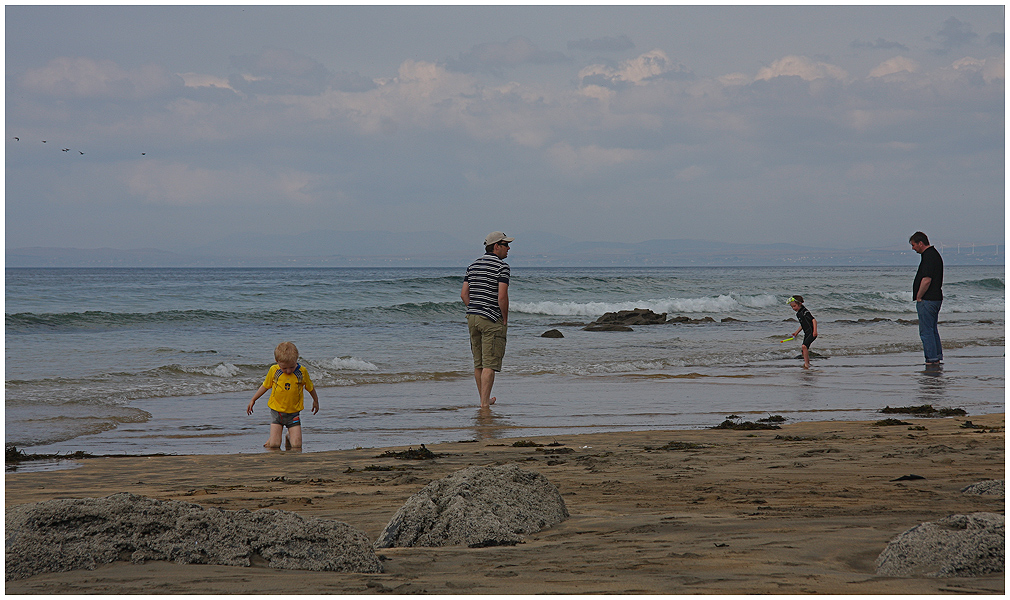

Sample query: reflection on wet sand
[917,364,948,405]
[473,407,514,441]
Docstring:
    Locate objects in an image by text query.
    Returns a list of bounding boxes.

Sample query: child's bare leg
[286,425,303,449]
[265,423,284,448]
[801,345,811,369]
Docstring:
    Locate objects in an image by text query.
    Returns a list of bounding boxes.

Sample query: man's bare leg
[477,367,497,408]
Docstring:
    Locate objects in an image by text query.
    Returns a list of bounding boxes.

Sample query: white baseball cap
[484,232,514,246]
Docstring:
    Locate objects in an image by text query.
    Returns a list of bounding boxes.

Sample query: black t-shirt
[913,246,943,301]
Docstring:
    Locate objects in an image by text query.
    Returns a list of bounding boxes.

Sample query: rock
[541,329,564,338]
[874,512,1004,578]
[590,308,666,326]
[721,317,743,322]
[961,480,1004,497]
[583,324,634,332]
[5,493,381,581]
[669,315,717,324]
[374,464,568,548]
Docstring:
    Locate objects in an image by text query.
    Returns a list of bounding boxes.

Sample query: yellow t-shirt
[263,364,314,413]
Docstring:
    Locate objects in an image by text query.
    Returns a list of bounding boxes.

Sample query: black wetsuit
[796,305,816,348]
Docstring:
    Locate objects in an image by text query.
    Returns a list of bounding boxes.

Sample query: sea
[5,265,1005,469]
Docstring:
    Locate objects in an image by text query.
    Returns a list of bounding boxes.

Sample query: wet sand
[5,413,1004,594]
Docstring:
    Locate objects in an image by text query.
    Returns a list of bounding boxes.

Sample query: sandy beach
[6,413,1004,594]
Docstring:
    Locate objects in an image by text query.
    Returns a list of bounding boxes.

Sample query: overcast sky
[5,5,1005,252]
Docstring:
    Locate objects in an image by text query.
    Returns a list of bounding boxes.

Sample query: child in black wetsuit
[788,295,818,369]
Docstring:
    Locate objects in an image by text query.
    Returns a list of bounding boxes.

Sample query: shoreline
[6,414,1004,594]
[12,346,1006,460]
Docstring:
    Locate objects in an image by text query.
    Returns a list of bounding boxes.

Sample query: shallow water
[6,266,1004,462]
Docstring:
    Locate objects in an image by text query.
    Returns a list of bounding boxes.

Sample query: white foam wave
[513,294,777,317]
[331,357,380,371]
[209,363,240,377]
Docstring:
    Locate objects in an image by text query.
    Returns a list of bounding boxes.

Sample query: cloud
[547,142,642,177]
[851,38,910,52]
[754,55,848,82]
[929,17,979,54]
[123,160,323,207]
[447,36,569,74]
[20,57,183,100]
[986,32,1004,48]
[567,34,635,53]
[579,50,693,91]
[228,47,375,95]
[950,55,1005,84]
[180,73,233,90]
[869,56,920,78]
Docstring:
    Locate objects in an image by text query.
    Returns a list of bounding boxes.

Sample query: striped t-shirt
[464,253,510,322]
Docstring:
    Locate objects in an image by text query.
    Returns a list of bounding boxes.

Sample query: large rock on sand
[374,464,568,548]
[5,492,381,581]
[961,479,1004,497]
[874,512,1004,578]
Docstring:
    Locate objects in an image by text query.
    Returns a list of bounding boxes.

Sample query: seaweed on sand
[5,443,93,465]
[644,441,703,451]
[873,418,911,426]
[711,416,781,430]
[375,444,441,460]
[880,404,967,417]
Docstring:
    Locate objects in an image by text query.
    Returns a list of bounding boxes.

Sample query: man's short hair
[909,231,929,245]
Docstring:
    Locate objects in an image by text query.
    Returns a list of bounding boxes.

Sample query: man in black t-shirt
[909,231,943,364]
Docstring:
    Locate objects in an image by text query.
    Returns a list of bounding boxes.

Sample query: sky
[5,5,1005,253]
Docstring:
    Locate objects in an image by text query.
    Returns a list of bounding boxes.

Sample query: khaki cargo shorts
[467,314,507,372]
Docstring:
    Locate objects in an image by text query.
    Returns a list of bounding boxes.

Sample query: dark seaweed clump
[873,418,911,426]
[512,440,543,447]
[645,441,703,451]
[880,404,967,417]
[711,416,781,430]
[375,444,440,460]
[5,443,93,465]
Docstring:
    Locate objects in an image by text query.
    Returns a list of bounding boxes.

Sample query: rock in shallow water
[874,512,1004,578]
[5,492,382,581]
[374,464,568,548]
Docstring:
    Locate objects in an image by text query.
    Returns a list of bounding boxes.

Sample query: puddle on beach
[6,459,84,474]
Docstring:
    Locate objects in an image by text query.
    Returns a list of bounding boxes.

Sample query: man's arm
[498,282,509,325]
[915,277,932,301]
[461,281,470,306]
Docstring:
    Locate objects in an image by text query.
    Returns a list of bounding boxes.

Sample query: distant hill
[6,233,1004,267]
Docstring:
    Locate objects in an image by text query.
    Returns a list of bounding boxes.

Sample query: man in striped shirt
[461,231,513,408]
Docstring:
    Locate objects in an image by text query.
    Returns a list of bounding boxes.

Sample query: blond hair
[274,341,299,364]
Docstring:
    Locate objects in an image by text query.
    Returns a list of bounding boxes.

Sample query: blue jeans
[916,300,943,363]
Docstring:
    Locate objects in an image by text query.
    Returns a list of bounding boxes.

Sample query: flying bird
[42,140,47,143]
[62,148,70,152]
[13,137,18,141]
[79,151,84,155]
